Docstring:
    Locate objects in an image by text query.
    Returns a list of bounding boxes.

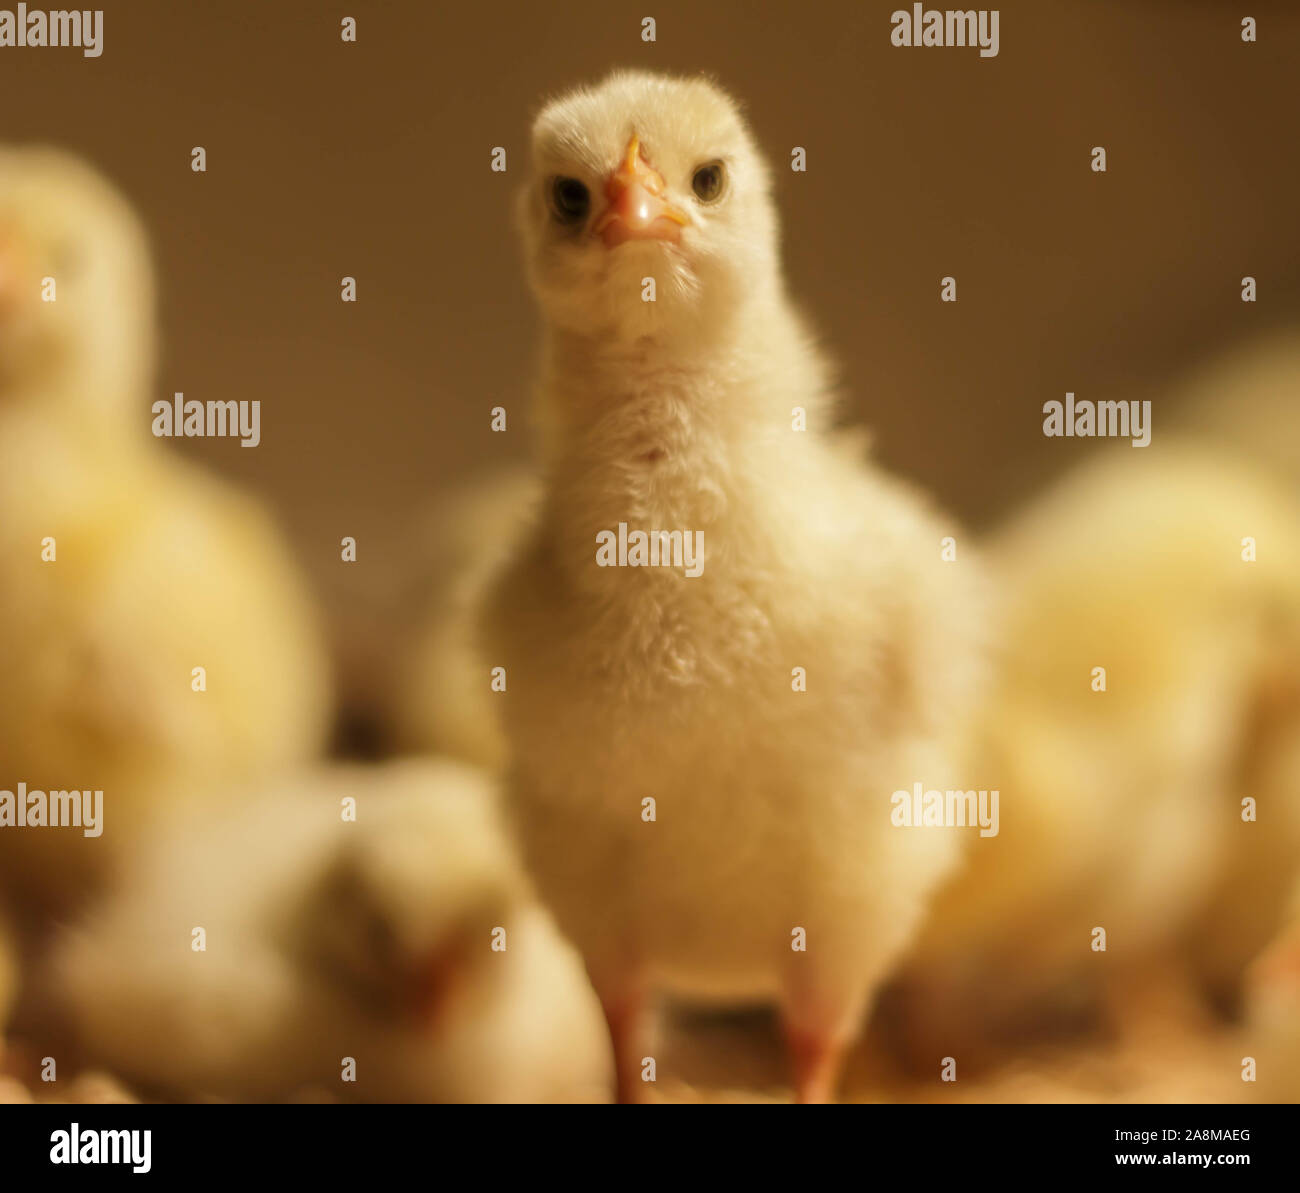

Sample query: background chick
[0,147,329,914]
[391,466,538,770]
[43,758,609,1103]
[1179,328,1300,493]
[483,71,988,1103]
[893,435,1300,1064]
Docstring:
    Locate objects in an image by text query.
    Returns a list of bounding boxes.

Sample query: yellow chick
[0,148,329,912]
[482,72,988,1103]
[1179,328,1300,492]
[392,466,538,770]
[899,438,1300,1058]
[45,759,610,1103]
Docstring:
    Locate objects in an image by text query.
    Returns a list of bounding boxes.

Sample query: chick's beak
[409,941,464,1031]
[593,134,688,248]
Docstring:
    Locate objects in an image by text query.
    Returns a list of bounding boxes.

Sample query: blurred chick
[392,466,538,769]
[482,71,987,1102]
[46,758,610,1102]
[0,148,328,912]
[897,438,1300,1058]
[1179,328,1300,491]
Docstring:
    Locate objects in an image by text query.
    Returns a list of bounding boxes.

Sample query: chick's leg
[781,980,867,1105]
[592,975,648,1104]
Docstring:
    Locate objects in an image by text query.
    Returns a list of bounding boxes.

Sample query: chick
[1178,328,1300,492]
[897,438,1300,1058]
[45,759,610,1102]
[482,72,987,1103]
[0,148,328,911]
[392,466,539,770]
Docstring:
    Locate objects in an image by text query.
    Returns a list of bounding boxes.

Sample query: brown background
[5,0,1298,691]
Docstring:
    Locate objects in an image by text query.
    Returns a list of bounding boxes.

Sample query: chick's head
[290,764,525,1033]
[0,147,154,413]
[519,71,778,342]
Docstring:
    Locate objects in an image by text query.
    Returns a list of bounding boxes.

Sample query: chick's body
[0,417,327,903]
[495,421,976,1000]
[485,72,986,1101]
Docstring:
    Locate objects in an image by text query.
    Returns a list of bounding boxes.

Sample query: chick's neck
[534,288,833,550]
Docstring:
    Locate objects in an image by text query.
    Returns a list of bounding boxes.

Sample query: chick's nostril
[607,134,667,199]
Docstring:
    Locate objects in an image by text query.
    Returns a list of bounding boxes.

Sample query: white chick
[0,148,329,911]
[482,71,988,1102]
[45,758,610,1103]
[393,466,539,770]
[897,438,1300,1058]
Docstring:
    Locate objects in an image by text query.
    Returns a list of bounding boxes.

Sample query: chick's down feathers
[483,71,989,1099]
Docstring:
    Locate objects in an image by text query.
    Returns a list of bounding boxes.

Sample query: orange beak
[410,940,466,1032]
[592,134,688,248]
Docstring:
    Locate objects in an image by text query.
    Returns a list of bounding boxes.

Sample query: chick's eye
[549,177,590,225]
[691,161,726,203]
